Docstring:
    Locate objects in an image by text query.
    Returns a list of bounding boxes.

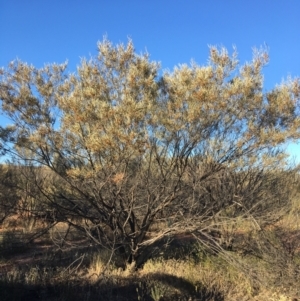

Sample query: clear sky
[0,0,299,163]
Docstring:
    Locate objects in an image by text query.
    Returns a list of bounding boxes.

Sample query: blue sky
[0,0,299,162]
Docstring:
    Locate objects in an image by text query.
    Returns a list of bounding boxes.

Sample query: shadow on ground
[0,272,224,301]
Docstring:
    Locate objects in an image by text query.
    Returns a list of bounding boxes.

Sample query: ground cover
[0,207,300,301]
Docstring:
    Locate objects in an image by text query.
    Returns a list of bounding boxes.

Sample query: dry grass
[139,255,253,299]
[0,192,299,300]
[0,235,299,300]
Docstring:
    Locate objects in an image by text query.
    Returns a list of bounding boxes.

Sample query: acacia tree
[0,39,300,269]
